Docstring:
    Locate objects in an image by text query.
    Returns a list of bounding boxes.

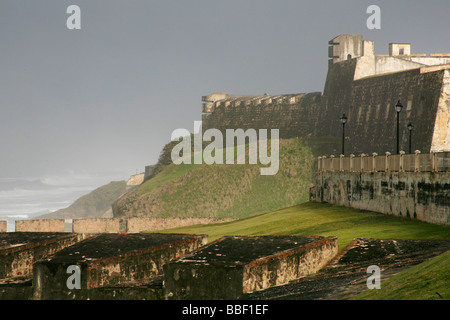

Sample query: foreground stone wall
[312,171,450,225]
[15,219,66,233]
[32,233,208,300]
[164,235,338,300]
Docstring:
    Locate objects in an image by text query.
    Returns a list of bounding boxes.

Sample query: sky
[1,0,450,182]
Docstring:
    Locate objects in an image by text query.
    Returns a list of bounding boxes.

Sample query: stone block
[32,233,208,299]
[164,235,338,300]
[0,232,85,279]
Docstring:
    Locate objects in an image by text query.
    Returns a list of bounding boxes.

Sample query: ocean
[0,171,130,232]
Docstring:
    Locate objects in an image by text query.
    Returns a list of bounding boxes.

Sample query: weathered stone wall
[242,237,338,294]
[323,63,445,155]
[32,233,208,300]
[0,233,85,279]
[15,219,66,233]
[202,92,323,139]
[312,171,450,225]
[72,218,126,233]
[14,217,234,234]
[164,235,338,300]
[126,217,235,233]
[0,221,6,233]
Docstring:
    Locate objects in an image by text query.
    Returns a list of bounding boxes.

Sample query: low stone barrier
[14,217,235,234]
[15,219,65,233]
[72,218,126,234]
[0,221,6,233]
[126,217,235,233]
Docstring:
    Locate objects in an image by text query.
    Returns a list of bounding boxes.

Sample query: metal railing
[318,151,450,173]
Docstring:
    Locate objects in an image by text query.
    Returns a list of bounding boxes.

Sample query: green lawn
[353,250,450,300]
[156,201,450,251]
[156,201,450,300]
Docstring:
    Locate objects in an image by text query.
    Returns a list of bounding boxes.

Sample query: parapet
[202,92,306,113]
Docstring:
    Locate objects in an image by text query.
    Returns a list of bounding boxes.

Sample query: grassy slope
[157,201,450,299]
[113,138,314,219]
[353,250,450,300]
[156,202,450,251]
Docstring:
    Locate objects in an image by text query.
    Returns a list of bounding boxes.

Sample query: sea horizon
[0,171,131,232]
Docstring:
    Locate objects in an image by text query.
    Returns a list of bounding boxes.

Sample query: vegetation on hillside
[112,138,315,219]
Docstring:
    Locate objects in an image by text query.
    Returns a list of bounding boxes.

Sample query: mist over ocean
[0,171,130,232]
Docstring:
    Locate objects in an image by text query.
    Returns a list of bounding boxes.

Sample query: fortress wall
[0,221,6,233]
[312,171,450,226]
[338,68,444,155]
[202,59,447,155]
[431,69,450,151]
[202,92,323,139]
[15,219,66,233]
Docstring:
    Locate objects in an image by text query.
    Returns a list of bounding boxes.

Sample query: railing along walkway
[318,151,450,173]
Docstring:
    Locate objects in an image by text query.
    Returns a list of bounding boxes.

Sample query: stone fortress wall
[201,34,450,155]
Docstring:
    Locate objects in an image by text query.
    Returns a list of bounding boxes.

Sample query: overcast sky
[1,0,449,181]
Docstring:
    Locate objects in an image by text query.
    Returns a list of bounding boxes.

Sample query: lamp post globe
[395,101,403,154]
[340,113,348,155]
[407,122,413,154]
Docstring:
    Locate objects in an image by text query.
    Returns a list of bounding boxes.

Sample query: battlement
[202,92,305,113]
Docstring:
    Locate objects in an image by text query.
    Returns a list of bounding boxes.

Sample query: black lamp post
[407,122,413,154]
[395,101,403,154]
[340,113,348,155]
